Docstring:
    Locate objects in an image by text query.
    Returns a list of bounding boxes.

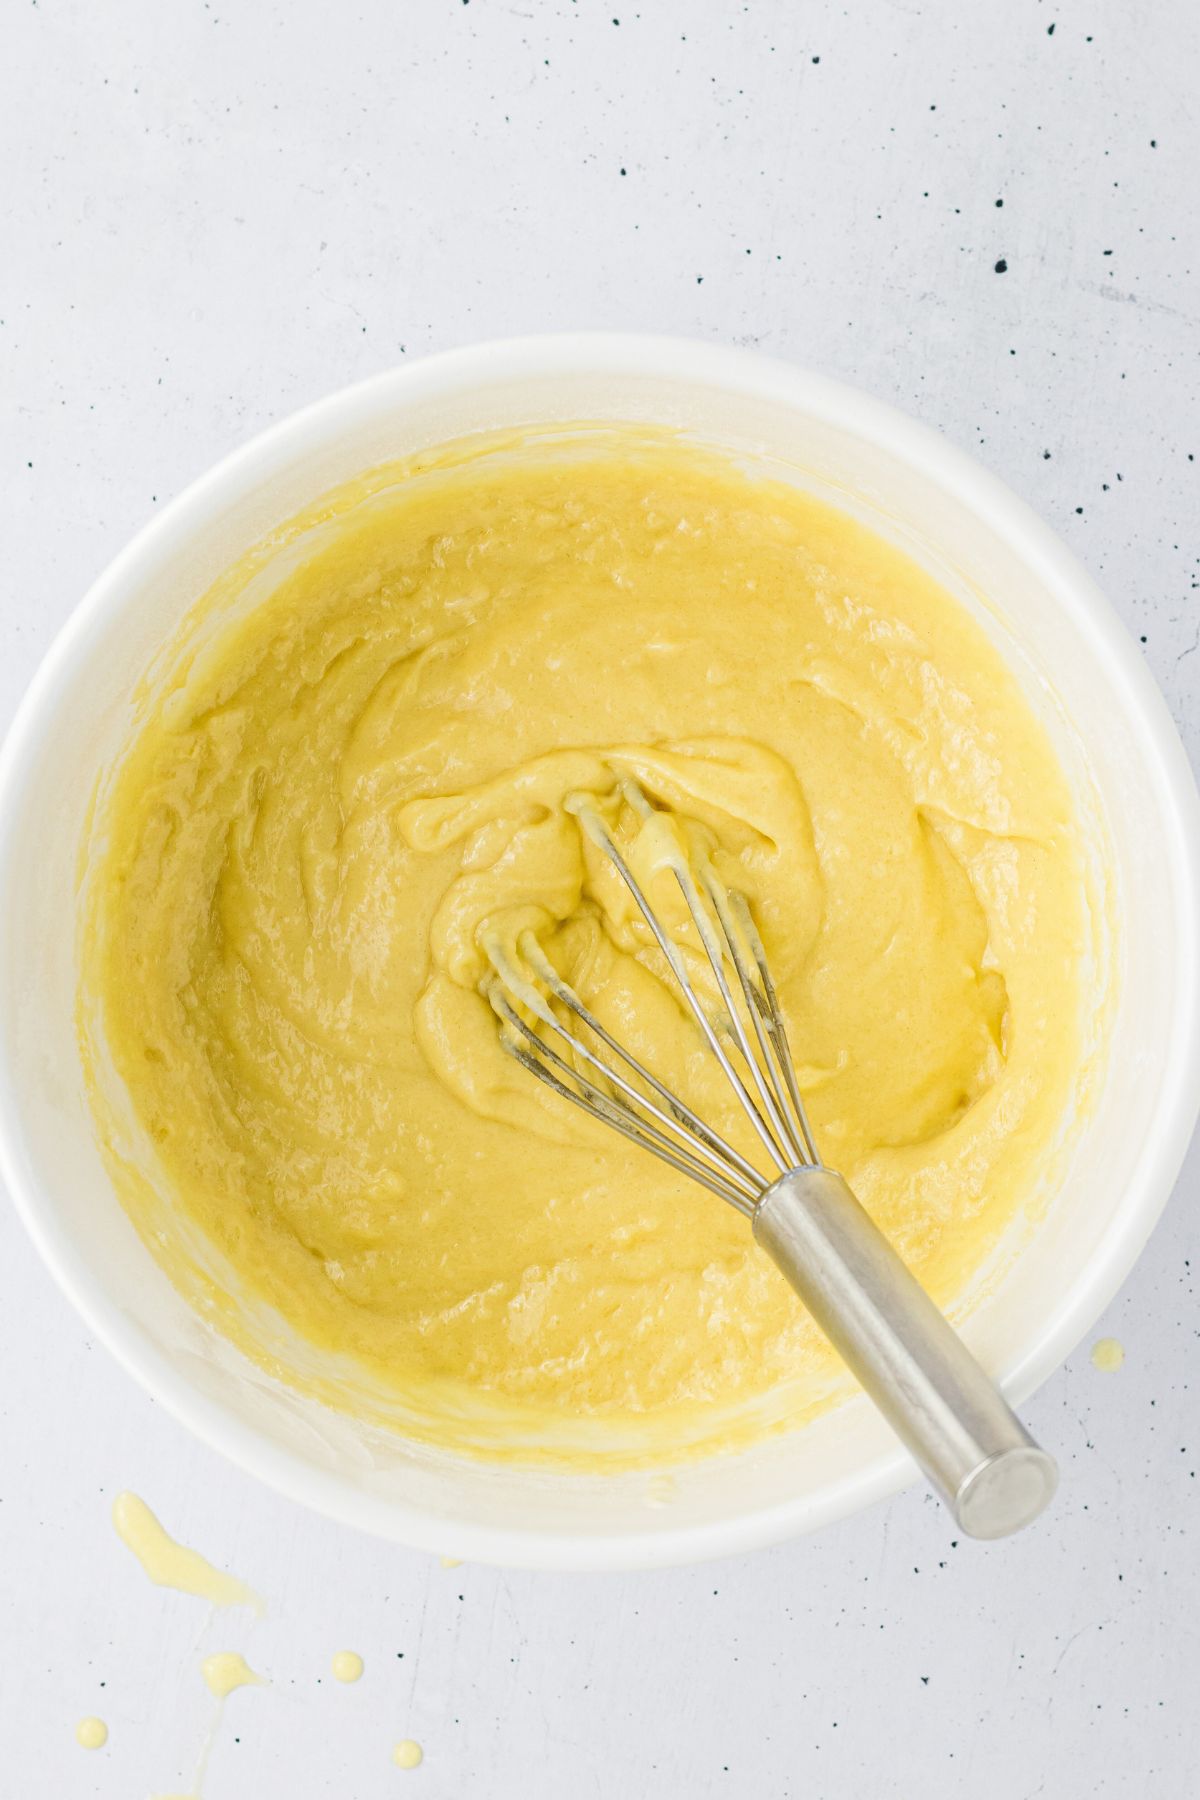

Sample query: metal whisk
[486,780,1057,1539]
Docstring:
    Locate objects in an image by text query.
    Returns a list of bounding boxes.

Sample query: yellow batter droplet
[393,1738,423,1770]
[75,1715,108,1749]
[201,1651,266,1698]
[1091,1336,1125,1372]
[332,1650,364,1682]
[439,1555,462,1569]
[112,1492,262,1612]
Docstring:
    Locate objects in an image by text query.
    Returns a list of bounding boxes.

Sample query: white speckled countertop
[3,1,1198,1794]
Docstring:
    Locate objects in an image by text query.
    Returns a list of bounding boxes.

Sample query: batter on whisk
[79,428,1098,1463]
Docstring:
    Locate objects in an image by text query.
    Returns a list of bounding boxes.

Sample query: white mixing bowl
[2,336,1198,1569]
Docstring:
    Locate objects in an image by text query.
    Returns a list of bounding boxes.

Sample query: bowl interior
[2,344,1196,1567]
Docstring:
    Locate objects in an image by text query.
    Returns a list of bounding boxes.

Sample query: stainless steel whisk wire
[485,780,1059,1540]
[485,784,815,1212]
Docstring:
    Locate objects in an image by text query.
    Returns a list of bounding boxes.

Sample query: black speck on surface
[1150,139,1157,147]
[1047,21,1056,34]
[812,55,820,63]
[1043,450,1052,459]
[1075,506,1084,514]
[995,197,1004,207]
[619,167,626,175]
[994,258,1008,273]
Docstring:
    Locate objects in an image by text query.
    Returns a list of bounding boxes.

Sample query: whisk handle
[754,1166,1057,1538]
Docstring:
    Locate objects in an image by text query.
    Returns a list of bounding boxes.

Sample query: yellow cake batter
[200,1653,265,1699]
[79,427,1094,1463]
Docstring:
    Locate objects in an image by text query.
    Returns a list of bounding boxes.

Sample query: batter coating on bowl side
[79,429,1092,1462]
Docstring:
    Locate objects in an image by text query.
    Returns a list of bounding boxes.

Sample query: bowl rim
[3,331,1199,1569]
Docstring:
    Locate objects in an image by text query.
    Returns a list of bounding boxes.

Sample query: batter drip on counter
[79,428,1095,1463]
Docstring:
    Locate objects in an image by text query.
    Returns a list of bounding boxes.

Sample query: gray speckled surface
[2,1,1198,1795]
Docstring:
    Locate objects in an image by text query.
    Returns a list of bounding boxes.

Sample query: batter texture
[80,429,1091,1461]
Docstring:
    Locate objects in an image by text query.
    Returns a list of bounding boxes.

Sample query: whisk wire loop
[487,983,756,1214]
[514,933,765,1194]
[716,882,820,1167]
[487,781,820,1210]
[566,792,792,1179]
